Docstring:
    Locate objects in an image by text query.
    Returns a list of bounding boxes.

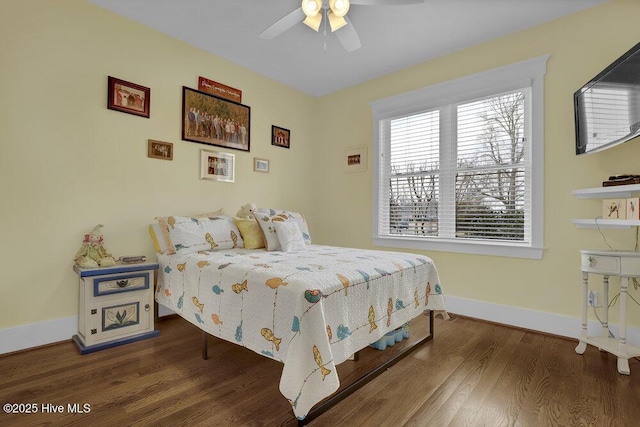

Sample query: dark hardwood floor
[1,313,639,426]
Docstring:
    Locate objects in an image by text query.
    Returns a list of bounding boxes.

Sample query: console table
[575,249,640,374]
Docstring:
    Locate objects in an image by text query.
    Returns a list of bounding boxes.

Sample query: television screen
[575,41,640,155]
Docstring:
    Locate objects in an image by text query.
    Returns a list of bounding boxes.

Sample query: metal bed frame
[201,310,435,425]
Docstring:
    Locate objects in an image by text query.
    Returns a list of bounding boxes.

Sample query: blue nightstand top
[73,262,159,277]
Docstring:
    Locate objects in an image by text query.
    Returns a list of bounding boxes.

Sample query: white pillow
[274,221,307,252]
[156,215,243,254]
[255,208,311,244]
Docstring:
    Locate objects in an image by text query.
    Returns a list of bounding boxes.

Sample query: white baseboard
[2,297,638,355]
[445,295,640,347]
[0,316,77,355]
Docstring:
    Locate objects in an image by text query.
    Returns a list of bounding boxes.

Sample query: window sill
[372,236,544,260]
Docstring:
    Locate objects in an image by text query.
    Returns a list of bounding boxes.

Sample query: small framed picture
[107,76,150,118]
[148,139,173,160]
[271,125,290,149]
[201,150,234,182]
[253,157,269,173]
[344,146,367,173]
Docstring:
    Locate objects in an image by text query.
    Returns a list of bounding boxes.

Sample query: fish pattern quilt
[155,245,445,419]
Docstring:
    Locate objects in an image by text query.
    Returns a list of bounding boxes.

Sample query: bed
[151,210,445,422]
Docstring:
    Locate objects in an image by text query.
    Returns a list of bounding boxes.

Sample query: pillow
[274,221,306,252]
[253,212,284,251]
[255,208,311,244]
[233,218,265,249]
[156,215,243,254]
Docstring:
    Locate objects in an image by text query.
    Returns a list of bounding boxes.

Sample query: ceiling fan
[259,0,425,52]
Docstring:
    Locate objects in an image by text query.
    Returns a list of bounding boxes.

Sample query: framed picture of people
[271,125,290,149]
[107,76,150,118]
[182,86,250,152]
[200,150,235,183]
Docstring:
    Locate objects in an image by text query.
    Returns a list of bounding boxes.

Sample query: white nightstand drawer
[581,254,620,274]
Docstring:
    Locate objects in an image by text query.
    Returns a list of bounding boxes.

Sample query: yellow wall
[0,0,318,329]
[312,0,640,323]
[3,0,640,337]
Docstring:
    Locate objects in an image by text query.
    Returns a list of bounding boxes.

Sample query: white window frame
[370,55,548,259]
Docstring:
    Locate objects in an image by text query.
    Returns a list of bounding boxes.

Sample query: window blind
[379,88,531,243]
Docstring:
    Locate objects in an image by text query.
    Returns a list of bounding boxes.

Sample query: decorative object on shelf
[602,199,626,219]
[627,198,639,220]
[343,146,367,173]
[271,125,290,149]
[182,86,250,152]
[74,224,117,269]
[107,76,150,118]
[147,139,173,160]
[602,174,640,187]
[198,76,242,103]
[200,149,235,182]
[253,157,269,173]
[235,203,257,220]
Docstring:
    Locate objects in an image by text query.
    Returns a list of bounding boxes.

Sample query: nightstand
[72,262,160,354]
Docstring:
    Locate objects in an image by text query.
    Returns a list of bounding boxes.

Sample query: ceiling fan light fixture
[302,0,322,17]
[329,0,350,17]
[303,14,322,31]
[328,11,347,32]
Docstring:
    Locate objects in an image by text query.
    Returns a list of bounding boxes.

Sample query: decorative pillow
[253,212,285,251]
[233,218,265,250]
[255,208,311,244]
[274,221,306,252]
[156,215,243,254]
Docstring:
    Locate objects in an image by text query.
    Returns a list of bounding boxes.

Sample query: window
[370,56,548,259]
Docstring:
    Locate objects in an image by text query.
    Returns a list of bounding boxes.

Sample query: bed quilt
[155,244,445,419]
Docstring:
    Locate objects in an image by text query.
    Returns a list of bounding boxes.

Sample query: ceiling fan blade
[335,16,361,52]
[258,7,305,40]
[350,0,425,5]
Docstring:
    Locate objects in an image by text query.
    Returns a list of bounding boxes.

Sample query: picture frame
[147,139,173,161]
[198,76,242,103]
[183,86,250,152]
[253,157,270,173]
[200,149,235,182]
[271,125,290,149]
[107,76,150,118]
[344,146,367,173]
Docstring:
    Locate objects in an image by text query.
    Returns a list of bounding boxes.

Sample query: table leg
[617,277,630,375]
[575,271,588,355]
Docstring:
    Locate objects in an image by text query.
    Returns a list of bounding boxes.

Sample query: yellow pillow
[233,218,265,249]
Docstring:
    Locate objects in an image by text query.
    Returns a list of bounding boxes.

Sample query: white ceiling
[88,0,608,97]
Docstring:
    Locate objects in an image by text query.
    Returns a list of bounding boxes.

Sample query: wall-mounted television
[575,41,640,155]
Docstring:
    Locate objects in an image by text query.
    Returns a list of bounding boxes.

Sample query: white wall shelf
[572,184,640,199]
[572,184,640,229]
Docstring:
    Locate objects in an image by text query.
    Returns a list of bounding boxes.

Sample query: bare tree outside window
[388,90,527,242]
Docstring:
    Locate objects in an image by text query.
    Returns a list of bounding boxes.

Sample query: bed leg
[202,331,208,360]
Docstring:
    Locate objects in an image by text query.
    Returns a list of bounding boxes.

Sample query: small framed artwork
[201,149,235,183]
[148,139,173,160]
[271,125,290,149]
[107,76,150,118]
[344,146,367,173]
[253,157,270,173]
[183,86,250,152]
